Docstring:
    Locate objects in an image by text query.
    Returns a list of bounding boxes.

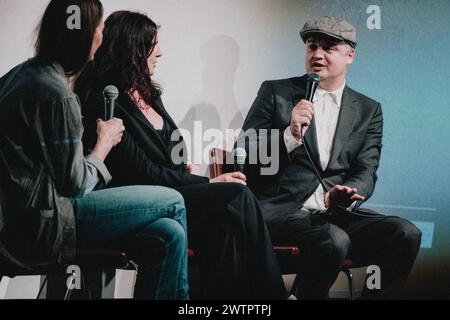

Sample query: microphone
[300,73,320,138]
[305,73,320,102]
[232,147,247,173]
[103,85,119,120]
[300,72,329,193]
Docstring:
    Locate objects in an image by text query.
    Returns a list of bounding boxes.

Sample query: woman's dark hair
[75,11,161,105]
[34,0,103,76]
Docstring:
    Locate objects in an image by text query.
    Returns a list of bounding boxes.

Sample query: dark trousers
[272,207,422,299]
[175,183,286,300]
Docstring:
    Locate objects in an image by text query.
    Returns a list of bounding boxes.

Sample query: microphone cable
[299,75,378,218]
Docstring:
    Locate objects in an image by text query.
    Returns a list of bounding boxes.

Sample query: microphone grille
[233,148,247,163]
[103,85,119,99]
[307,73,320,84]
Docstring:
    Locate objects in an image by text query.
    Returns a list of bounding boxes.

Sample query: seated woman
[0,0,188,300]
[75,10,286,299]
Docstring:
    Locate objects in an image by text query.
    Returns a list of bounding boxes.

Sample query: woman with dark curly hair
[75,10,286,299]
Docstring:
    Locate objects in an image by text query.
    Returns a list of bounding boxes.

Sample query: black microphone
[300,73,320,137]
[232,147,247,173]
[103,85,119,120]
[301,72,329,193]
[305,73,320,102]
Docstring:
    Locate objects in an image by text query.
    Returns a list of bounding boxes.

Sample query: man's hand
[324,185,365,209]
[210,172,247,185]
[290,99,314,140]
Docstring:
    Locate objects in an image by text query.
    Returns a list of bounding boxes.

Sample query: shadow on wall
[178,35,243,171]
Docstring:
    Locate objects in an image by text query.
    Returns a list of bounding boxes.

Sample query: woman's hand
[187,163,202,176]
[210,172,247,185]
[91,118,125,161]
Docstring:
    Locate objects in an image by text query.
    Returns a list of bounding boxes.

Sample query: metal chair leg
[341,267,355,300]
[290,274,301,298]
[82,271,92,300]
[64,270,78,300]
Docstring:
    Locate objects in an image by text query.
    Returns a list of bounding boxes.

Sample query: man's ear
[347,49,355,65]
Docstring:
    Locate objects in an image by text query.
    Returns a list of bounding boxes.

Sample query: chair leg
[290,274,301,298]
[64,284,74,300]
[36,276,48,299]
[64,270,78,300]
[83,271,94,300]
[341,267,355,300]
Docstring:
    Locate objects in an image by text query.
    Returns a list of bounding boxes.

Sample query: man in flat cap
[238,16,421,299]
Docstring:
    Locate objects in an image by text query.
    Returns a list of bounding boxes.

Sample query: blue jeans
[72,185,188,299]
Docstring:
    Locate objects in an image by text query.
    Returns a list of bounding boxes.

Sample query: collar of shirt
[313,81,346,108]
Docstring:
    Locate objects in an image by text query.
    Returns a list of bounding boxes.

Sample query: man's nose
[312,47,324,59]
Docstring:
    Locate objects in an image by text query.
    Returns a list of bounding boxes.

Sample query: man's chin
[307,69,325,78]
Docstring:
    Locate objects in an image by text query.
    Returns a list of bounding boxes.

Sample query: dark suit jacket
[81,91,209,188]
[241,74,383,234]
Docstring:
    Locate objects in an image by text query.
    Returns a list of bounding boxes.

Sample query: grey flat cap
[300,16,357,48]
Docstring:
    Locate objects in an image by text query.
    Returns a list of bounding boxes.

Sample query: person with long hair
[0,0,188,300]
[75,10,286,299]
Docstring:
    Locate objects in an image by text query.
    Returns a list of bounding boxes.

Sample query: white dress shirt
[283,81,346,211]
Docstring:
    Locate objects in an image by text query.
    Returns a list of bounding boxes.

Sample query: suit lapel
[327,87,358,168]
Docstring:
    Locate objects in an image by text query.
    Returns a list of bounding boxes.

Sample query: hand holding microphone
[96,118,125,148]
[290,73,320,141]
[90,85,125,161]
[291,100,314,140]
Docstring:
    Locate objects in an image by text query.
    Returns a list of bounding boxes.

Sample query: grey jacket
[0,60,111,274]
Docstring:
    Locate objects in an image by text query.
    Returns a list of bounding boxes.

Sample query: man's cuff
[336,201,357,212]
[283,126,303,153]
[86,154,112,185]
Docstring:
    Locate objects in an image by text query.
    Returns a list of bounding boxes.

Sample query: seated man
[239,16,421,299]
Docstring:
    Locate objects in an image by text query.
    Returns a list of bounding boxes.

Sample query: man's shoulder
[345,85,380,108]
[257,76,307,98]
[261,76,307,89]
